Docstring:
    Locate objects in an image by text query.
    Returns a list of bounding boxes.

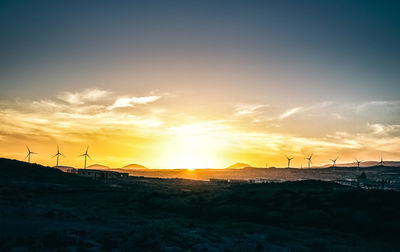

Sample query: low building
[209,178,229,184]
[54,166,77,174]
[77,169,129,179]
[229,179,248,184]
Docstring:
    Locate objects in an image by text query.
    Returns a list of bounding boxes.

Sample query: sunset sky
[1,1,400,168]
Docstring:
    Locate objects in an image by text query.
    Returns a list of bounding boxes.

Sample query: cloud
[277,102,332,120]
[332,113,343,120]
[0,90,166,143]
[280,107,302,120]
[57,89,111,105]
[2,90,400,167]
[109,96,160,110]
[356,100,400,112]
[235,104,265,116]
[367,123,400,135]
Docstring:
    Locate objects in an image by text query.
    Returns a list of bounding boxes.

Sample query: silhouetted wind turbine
[285,155,294,168]
[355,158,362,168]
[379,154,384,166]
[330,156,339,167]
[52,145,65,166]
[25,145,37,163]
[79,146,92,169]
[305,153,313,169]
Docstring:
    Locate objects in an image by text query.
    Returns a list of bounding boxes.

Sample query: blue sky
[0,1,399,168]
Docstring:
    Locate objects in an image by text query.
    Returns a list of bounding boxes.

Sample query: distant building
[77,169,129,179]
[229,179,248,184]
[55,166,77,174]
[209,178,229,184]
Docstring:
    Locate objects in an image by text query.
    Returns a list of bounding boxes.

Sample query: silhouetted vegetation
[1,158,400,251]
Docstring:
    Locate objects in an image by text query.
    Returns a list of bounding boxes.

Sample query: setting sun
[159,123,226,169]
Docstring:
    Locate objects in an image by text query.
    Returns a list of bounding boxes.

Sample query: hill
[0,158,84,183]
[122,163,147,169]
[1,157,400,251]
[227,162,252,169]
[87,163,110,170]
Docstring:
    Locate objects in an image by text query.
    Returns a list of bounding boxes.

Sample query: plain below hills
[1,157,400,251]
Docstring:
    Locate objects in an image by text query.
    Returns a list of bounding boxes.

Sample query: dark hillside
[1,158,400,251]
[0,158,83,183]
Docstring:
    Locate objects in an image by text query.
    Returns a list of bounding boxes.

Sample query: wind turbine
[305,153,313,169]
[355,158,362,168]
[330,155,339,167]
[285,155,294,168]
[52,145,65,166]
[25,145,37,163]
[79,146,92,169]
[379,154,384,166]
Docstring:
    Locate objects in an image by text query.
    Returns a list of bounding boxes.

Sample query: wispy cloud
[280,107,302,120]
[278,102,332,120]
[0,89,165,142]
[332,113,343,120]
[1,91,400,168]
[235,104,265,116]
[108,96,161,110]
[57,89,111,105]
[356,100,400,112]
[367,123,400,135]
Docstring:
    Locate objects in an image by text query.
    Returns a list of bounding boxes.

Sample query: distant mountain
[122,164,147,170]
[227,163,252,169]
[87,164,110,170]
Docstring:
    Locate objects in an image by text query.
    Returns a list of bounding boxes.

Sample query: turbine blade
[25,153,30,160]
[87,155,92,160]
[60,153,66,157]
[26,145,30,152]
[51,154,58,158]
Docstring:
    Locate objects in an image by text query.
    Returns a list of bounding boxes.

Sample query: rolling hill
[86,164,110,170]
[122,163,147,170]
[227,162,252,169]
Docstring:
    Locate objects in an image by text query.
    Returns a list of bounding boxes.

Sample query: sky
[0,0,400,168]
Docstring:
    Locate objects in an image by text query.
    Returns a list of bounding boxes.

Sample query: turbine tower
[355,158,362,168]
[285,155,294,168]
[305,154,313,169]
[79,146,91,169]
[25,145,37,163]
[330,156,339,167]
[52,145,65,166]
[379,155,384,166]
